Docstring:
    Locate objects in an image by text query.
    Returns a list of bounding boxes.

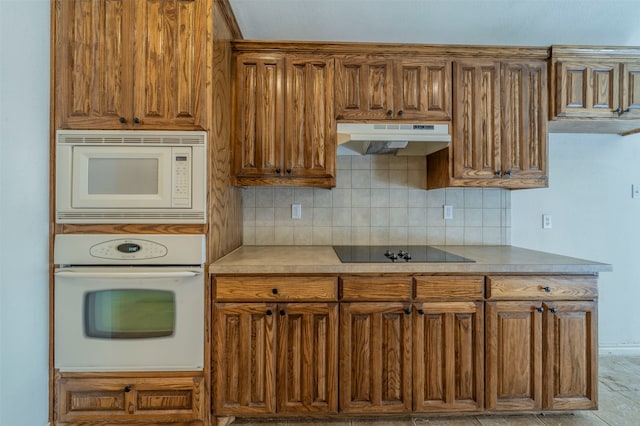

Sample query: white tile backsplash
[242,154,511,246]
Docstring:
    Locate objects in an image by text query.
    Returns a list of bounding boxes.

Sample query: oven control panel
[89,238,168,260]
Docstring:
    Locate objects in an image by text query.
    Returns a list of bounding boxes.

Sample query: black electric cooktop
[332,246,475,263]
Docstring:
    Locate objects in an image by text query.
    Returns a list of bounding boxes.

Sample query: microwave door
[71,146,174,209]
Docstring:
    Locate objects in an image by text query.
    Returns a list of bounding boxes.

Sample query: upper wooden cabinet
[232,53,336,187]
[53,0,206,130]
[549,46,640,135]
[335,57,451,121]
[428,58,548,189]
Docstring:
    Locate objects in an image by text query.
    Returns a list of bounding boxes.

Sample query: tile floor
[229,355,640,426]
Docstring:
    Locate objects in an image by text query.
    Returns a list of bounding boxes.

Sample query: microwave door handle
[54,270,202,279]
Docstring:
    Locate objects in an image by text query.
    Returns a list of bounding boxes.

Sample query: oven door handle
[54,270,202,279]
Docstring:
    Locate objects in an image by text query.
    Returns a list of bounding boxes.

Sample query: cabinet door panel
[213,303,276,415]
[622,62,640,118]
[55,0,133,129]
[543,301,598,410]
[486,301,542,411]
[233,55,284,177]
[555,61,620,117]
[335,58,393,119]
[413,302,483,412]
[133,0,206,129]
[501,61,548,180]
[285,58,335,178]
[339,302,412,413]
[395,60,452,120]
[277,303,338,413]
[453,60,501,180]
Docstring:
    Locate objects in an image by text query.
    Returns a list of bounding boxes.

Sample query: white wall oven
[55,130,206,224]
[54,234,205,372]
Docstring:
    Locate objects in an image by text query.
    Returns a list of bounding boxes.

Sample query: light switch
[443,205,453,220]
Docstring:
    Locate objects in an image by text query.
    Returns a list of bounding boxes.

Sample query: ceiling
[229,0,640,47]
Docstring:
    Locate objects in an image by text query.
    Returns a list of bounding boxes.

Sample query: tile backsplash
[242,155,511,246]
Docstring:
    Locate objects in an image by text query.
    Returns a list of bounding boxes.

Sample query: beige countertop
[209,245,612,275]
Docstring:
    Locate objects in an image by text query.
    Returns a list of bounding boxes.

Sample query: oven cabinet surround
[427,58,548,189]
[210,269,600,421]
[54,372,205,424]
[334,56,452,121]
[212,276,339,416]
[485,275,598,411]
[232,52,336,187]
[53,0,207,130]
[549,46,640,135]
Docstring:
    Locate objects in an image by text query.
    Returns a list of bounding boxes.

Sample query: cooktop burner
[332,245,475,263]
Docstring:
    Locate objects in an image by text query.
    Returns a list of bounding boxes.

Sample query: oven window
[87,158,159,195]
[84,290,175,339]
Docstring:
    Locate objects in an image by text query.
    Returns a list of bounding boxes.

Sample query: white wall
[512,132,640,351]
[0,1,51,425]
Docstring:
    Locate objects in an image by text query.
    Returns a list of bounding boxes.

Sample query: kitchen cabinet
[55,373,205,424]
[335,57,451,121]
[412,276,484,412]
[232,53,336,187]
[427,58,548,189]
[549,46,640,134]
[485,276,598,411]
[53,0,206,130]
[213,276,339,416]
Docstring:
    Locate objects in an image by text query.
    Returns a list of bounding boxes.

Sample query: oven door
[54,266,204,372]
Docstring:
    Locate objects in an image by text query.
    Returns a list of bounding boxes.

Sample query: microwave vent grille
[57,131,205,146]
[56,211,205,223]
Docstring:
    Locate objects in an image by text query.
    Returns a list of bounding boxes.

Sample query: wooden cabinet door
[621,61,640,118]
[56,375,204,423]
[543,301,598,410]
[485,301,543,411]
[285,57,336,181]
[413,302,484,412]
[132,0,206,129]
[452,60,502,180]
[233,54,285,178]
[54,0,133,129]
[335,57,394,119]
[501,60,548,182]
[213,303,276,415]
[339,302,412,414]
[277,303,338,413]
[554,60,620,117]
[395,59,452,121]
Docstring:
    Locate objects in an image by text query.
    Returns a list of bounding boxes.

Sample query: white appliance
[54,234,205,372]
[337,122,451,156]
[55,130,206,223]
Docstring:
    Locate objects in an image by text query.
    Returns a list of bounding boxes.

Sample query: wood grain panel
[277,303,338,413]
[394,60,452,120]
[335,57,393,120]
[486,275,598,300]
[340,276,413,301]
[57,223,207,234]
[414,276,484,300]
[622,62,640,117]
[213,303,276,415]
[215,276,338,301]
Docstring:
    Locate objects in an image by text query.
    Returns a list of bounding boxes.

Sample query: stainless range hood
[337,123,451,156]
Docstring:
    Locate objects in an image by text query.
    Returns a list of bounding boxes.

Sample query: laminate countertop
[209,245,611,275]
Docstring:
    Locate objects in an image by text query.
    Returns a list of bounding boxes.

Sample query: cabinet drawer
[340,276,412,301]
[414,276,484,300]
[215,276,338,301]
[486,275,598,300]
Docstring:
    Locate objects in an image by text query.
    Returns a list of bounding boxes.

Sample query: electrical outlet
[633,184,640,199]
[291,203,302,219]
[542,214,552,229]
[443,205,453,220]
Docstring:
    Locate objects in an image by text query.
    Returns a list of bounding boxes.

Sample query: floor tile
[535,411,608,425]
[414,416,482,425]
[476,415,545,425]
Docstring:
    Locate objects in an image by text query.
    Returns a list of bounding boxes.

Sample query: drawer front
[414,276,484,300]
[486,275,598,300]
[215,276,338,301]
[340,276,412,301]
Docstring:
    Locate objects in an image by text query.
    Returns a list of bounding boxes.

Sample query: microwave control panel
[89,238,168,260]
[172,147,192,207]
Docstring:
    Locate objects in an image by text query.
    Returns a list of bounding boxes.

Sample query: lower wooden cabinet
[55,373,205,424]
[213,302,338,416]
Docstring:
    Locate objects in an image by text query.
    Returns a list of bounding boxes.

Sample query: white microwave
[56,130,206,224]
